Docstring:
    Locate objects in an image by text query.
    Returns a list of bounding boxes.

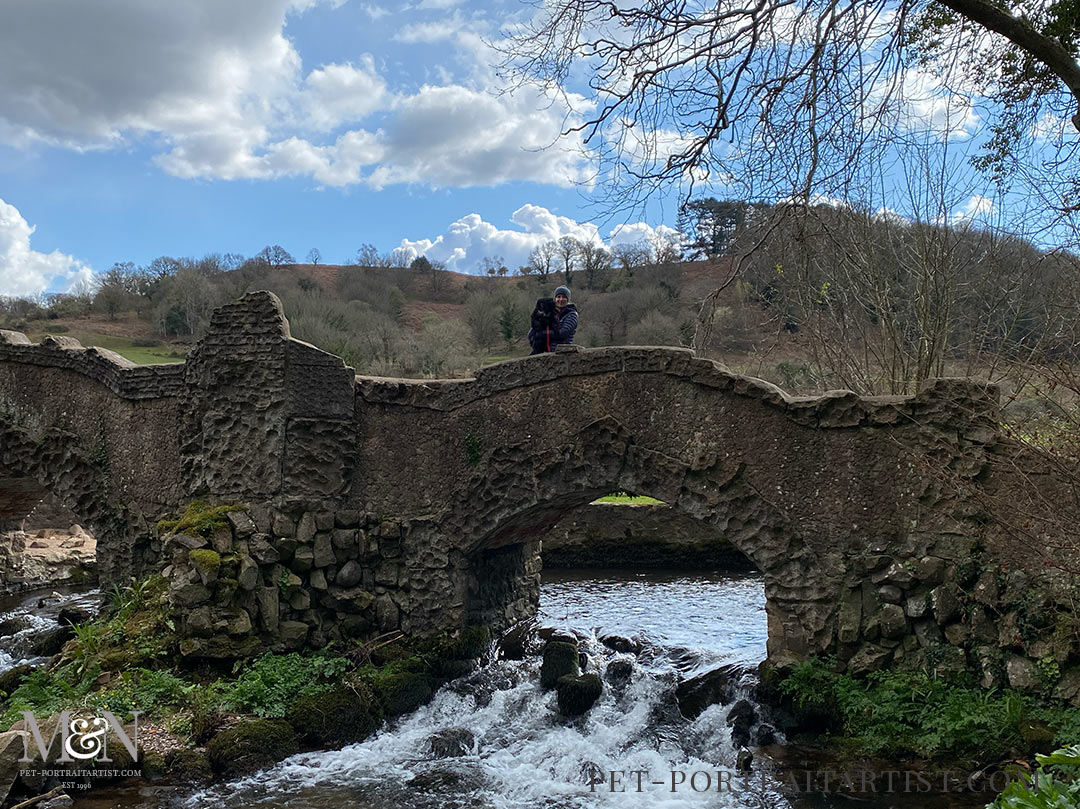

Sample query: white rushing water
[181,570,785,809]
[0,586,102,674]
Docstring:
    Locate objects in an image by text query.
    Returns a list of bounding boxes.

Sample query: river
[164,569,989,809]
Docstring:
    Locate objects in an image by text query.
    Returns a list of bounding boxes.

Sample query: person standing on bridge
[528,285,578,354]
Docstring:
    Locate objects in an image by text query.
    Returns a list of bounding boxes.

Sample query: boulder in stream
[206,719,299,778]
[540,641,579,688]
[428,728,476,758]
[675,664,738,719]
[726,699,757,748]
[557,673,603,716]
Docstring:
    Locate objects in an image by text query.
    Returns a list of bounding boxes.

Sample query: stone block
[309,569,327,590]
[257,587,280,633]
[1053,667,1080,707]
[315,511,335,531]
[871,561,915,588]
[332,529,357,551]
[375,594,400,630]
[272,512,296,538]
[904,593,929,619]
[972,569,1000,607]
[171,582,212,607]
[313,533,335,568]
[915,556,946,586]
[248,534,279,565]
[337,560,363,588]
[879,604,907,639]
[877,585,902,604]
[847,644,892,674]
[297,512,317,544]
[914,619,943,648]
[274,536,298,561]
[930,583,961,624]
[837,590,862,645]
[227,510,257,538]
[1006,655,1039,691]
[335,510,361,528]
[970,606,998,644]
[375,562,400,587]
[279,621,309,649]
[291,546,314,572]
[944,622,968,646]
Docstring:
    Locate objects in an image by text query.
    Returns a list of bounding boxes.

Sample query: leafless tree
[611,242,651,277]
[500,0,1080,213]
[556,236,581,285]
[577,241,612,289]
[528,240,557,279]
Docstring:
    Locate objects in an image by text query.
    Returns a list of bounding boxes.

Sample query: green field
[35,331,186,365]
[591,493,666,506]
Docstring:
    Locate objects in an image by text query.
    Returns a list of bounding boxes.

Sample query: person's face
[555,293,568,309]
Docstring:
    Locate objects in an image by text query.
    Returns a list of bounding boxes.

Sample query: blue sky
[0,0,685,296]
[0,0,1071,298]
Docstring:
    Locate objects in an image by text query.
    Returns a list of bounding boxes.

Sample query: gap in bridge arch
[0,488,98,595]
[539,500,766,670]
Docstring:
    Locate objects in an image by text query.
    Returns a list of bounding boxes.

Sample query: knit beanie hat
[554,285,571,300]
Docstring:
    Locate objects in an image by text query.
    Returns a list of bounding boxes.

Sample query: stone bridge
[0,291,1067,686]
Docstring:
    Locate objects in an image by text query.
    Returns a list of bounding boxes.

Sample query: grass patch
[75,333,186,364]
[591,492,666,506]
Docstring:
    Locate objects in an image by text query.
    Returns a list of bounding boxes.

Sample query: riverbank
[1,570,1076,808]
[0,576,492,807]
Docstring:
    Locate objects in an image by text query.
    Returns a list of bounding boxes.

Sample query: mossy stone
[540,641,579,689]
[0,664,34,698]
[286,683,383,745]
[556,673,603,716]
[374,671,433,716]
[164,749,214,783]
[189,549,222,576]
[441,626,492,661]
[140,750,167,781]
[206,719,298,778]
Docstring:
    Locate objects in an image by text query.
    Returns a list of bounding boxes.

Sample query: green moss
[188,549,221,576]
[540,641,579,689]
[206,719,298,777]
[285,680,382,745]
[164,749,213,783]
[140,750,168,781]
[157,500,246,538]
[371,671,433,716]
[442,626,492,661]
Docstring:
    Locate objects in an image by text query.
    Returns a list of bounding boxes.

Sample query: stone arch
[0,420,136,582]
[443,416,840,667]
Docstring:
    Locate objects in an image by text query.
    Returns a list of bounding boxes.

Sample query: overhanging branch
[936,0,1080,130]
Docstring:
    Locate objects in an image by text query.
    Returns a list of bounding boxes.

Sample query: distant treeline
[2,200,1076,391]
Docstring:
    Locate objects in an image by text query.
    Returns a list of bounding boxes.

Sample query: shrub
[777,659,1080,761]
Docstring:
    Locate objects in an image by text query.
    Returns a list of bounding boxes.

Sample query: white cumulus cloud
[0,0,594,191]
[0,199,94,298]
[395,205,678,272]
